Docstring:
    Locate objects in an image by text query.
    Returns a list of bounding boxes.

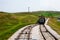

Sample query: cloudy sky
[0,0,60,12]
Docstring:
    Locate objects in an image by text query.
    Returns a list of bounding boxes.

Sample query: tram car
[37,16,45,25]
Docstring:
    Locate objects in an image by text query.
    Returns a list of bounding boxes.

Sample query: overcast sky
[0,0,60,12]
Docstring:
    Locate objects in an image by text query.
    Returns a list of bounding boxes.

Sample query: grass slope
[48,18,60,35]
[0,12,38,40]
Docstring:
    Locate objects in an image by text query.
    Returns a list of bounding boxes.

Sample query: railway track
[15,24,37,40]
[39,25,58,40]
[14,24,59,40]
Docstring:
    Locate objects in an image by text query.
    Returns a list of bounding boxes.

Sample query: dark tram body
[37,16,45,25]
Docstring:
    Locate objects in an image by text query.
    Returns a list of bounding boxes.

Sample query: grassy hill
[0,11,60,40]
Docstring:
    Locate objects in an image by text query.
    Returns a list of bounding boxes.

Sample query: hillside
[0,11,60,40]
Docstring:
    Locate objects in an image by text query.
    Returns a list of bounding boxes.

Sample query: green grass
[0,12,38,40]
[48,18,60,35]
[0,11,60,40]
